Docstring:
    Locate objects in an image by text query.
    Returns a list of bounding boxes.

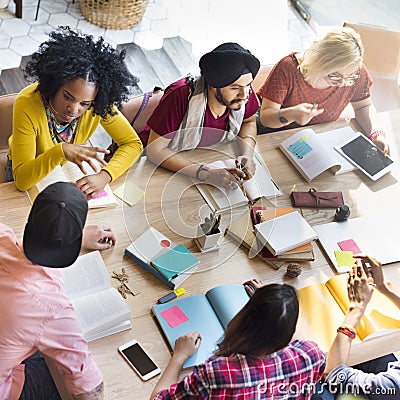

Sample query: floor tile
[9,35,40,56]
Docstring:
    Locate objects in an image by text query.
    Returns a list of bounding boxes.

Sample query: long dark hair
[25,26,138,119]
[215,284,299,357]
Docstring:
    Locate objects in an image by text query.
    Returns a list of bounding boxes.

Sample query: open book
[195,154,282,213]
[125,227,199,289]
[152,284,249,368]
[153,277,400,368]
[296,273,400,365]
[60,251,132,342]
[279,127,359,182]
[28,161,117,208]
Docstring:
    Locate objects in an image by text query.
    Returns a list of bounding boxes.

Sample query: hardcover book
[125,227,199,289]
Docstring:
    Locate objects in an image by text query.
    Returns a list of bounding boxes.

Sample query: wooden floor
[0,36,198,95]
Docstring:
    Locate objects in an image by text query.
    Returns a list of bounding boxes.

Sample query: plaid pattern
[154,340,325,400]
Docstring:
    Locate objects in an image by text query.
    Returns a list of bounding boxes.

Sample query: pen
[157,287,186,304]
[235,160,247,198]
[195,335,202,345]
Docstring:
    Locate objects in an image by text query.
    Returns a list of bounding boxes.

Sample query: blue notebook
[152,284,250,368]
[150,244,199,281]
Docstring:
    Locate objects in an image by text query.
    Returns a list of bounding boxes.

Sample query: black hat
[23,182,88,268]
[199,42,260,88]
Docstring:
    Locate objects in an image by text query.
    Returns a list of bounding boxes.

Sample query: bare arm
[259,98,323,129]
[72,382,104,400]
[150,332,201,399]
[325,260,374,376]
[352,98,390,154]
[146,130,244,190]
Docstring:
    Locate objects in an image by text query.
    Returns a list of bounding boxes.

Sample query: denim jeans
[5,157,13,182]
[19,357,61,400]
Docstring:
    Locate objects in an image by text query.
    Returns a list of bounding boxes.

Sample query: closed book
[251,206,313,254]
[254,211,318,256]
[150,244,199,281]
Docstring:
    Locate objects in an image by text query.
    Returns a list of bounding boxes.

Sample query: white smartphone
[118,339,161,380]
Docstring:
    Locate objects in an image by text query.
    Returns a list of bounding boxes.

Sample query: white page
[317,127,359,174]
[71,287,131,336]
[314,216,400,273]
[36,165,68,192]
[85,320,131,342]
[126,227,174,264]
[61,251,110,299]
[279,128,343,181]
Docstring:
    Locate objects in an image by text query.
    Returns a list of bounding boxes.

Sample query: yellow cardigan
[9,83,143,191]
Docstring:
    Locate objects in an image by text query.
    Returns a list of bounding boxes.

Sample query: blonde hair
[299,27,364,86]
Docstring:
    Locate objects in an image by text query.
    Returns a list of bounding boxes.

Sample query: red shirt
[257,53,372,130]
[138,78,259,147]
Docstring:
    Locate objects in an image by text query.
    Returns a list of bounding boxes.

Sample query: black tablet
[335,133,393,180]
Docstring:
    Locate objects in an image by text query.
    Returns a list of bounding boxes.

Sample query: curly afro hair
[25,26,139,119]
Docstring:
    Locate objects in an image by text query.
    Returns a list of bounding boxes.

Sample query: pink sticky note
[160,305,189,328]
[92,190,108,200]
[338,239,362,255]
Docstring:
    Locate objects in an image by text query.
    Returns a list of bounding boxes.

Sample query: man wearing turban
[140,42,260,190]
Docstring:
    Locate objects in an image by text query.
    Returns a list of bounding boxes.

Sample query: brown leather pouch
[290,188,344,208]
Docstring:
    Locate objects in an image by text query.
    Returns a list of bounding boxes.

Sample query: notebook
[253,211,318,256]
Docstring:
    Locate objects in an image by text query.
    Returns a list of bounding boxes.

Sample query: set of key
[112,268,136,298]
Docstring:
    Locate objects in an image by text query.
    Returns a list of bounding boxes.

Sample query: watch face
[198,167,210,181]
[279,115,288,123]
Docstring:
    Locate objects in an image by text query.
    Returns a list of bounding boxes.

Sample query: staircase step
[162,37,199,77]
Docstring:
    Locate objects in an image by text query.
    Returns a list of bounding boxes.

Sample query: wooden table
[1,111,400,399]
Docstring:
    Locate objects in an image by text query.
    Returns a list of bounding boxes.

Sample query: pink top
[0,224,103,400]
[138,78,259,147]
[257,53,372,130]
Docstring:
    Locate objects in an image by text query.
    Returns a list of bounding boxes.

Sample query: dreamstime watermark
[121,133,281,274]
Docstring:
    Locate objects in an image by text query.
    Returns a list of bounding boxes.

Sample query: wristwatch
[196,164,210,182]
[279,114,288,124]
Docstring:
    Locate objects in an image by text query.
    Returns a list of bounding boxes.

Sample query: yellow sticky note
[334,250,355,267]
[113,181,145,206]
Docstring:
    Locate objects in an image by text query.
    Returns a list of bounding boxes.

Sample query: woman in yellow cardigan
[8,26,143,198]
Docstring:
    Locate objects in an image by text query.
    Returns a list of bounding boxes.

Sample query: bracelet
[275,109,288,124]
[275,109,280,122]
[337,326,356,339]
[369,130,385,141]
[340,323,356,332]
[240,135,257,145]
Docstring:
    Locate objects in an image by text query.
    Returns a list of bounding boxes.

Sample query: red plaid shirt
[153,340,325,400]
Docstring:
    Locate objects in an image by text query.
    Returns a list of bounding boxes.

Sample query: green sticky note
[334,250,355,267]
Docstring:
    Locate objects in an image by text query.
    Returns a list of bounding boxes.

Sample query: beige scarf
[168,76,246,152]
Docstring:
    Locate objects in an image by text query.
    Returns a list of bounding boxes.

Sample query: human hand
[206,168,242,191]
[62,143,109,175]
[371,133,390,156]
[243,278,264,297]
[355,254,385,291]
[291,103,324,126]
[347,259,374,310]
[173,332,201,361]
[76,170,111,200]
[82,225,116,250]
[236,157,256,180]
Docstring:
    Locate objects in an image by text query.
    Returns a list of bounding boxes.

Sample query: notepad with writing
[150,244,200,281]
[253,211,318,256]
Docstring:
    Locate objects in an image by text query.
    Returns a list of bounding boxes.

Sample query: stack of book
[125,227,199,289]
[226,205,317,269]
